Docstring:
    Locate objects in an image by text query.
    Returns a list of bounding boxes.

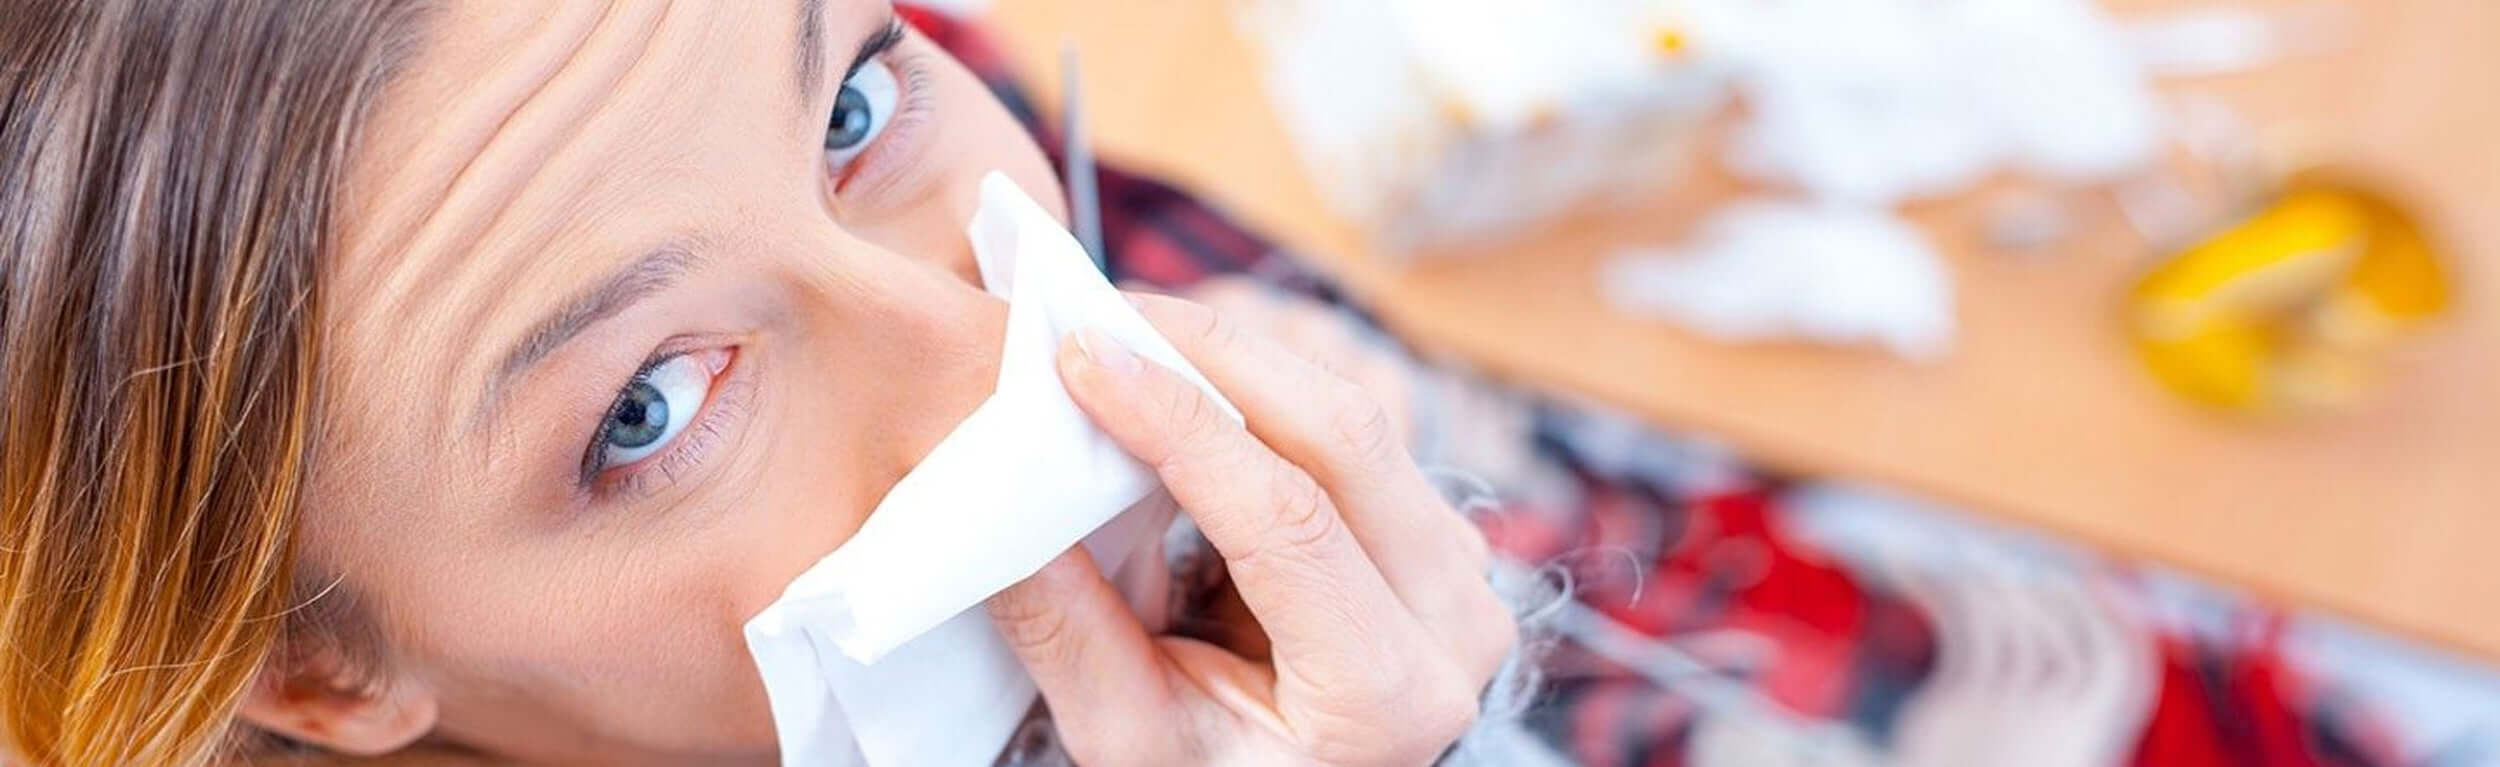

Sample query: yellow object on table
[2131,175,2453,413]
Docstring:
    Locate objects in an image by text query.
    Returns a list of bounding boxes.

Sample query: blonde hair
[0,1,424,764]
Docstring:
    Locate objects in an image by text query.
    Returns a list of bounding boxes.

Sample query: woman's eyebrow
[796,2,901,103]
[474,244,706,431]
[795,0,827,95]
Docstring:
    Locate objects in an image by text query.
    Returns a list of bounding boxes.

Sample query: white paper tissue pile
[743,172,1236,767]
[1608,0,2212,360]
[1705,0,2164,203]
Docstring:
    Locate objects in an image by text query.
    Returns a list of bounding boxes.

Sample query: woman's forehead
[337,0,832,281]
[323,0,873,427]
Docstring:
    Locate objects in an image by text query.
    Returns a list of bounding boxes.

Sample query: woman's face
[274,2,1061,762]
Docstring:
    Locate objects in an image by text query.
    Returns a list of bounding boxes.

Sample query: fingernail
[1074,327,1141,375]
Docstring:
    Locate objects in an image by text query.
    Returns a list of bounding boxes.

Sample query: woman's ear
[236,645,438,757]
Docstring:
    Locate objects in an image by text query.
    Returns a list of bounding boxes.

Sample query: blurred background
[924,0,2497,764]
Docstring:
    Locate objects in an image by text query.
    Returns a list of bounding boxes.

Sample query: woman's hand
[984,294,1516,767]
[1178,277,1416,441]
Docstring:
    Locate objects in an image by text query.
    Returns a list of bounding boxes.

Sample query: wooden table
[986,0,2500,659]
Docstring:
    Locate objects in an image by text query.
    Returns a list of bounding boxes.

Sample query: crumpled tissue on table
[742,171,1238,767]
[1603,201,1954,361]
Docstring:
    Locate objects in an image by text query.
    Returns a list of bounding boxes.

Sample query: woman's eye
[596,352,716,469]
[824,58,899,168]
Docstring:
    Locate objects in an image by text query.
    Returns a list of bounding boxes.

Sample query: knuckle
[1159,381,1222,437]
[1229,468,1341,585]
[990,595,1076,662]
[1325,390,1405,468]
[1169,297,1242,354]
[1151,391,1233,474]
[1265,466,1341,555]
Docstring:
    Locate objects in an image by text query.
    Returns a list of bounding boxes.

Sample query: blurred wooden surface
[985,0,2500,658]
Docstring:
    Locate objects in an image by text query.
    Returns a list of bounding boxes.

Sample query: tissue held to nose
[748,172,1518,767]
[763,173,1233,668]
[743,172,1234,767]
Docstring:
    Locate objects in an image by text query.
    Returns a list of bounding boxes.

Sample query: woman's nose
[774,216,1010,500]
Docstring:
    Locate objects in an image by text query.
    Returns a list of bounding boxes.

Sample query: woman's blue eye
[605,382,668,449]
[597,353,713,468]
[824,58,898,168]
[827,88,873,147]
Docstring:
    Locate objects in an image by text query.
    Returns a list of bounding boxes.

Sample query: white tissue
[1702,0,2163,202]
[1602,202,1954,361]
[743,172,1237,767]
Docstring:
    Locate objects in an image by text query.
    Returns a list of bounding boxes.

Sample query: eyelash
[578,347,751,500]
[827,30,935,192]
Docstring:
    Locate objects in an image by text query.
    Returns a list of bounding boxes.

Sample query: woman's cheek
[724,326,878,592]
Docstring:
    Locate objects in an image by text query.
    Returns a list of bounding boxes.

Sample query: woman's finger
[1130,294,1511,674]
[1131,294,1445,546]
[983,548,1189,765]
[1180,278,1416,440]
[1053,328,1451,741]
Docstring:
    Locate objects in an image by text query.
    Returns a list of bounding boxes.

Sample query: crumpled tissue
[1602,201,1954,361]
